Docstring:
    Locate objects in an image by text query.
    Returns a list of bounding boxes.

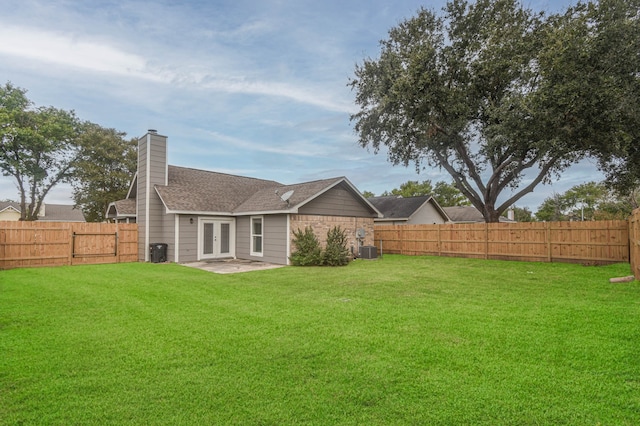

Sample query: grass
[1,255,639,425]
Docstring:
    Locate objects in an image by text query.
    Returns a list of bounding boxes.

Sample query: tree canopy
[1,82,138,221]
[71,124,137,222]
[350,0,640,222]
[535,181,636,221]
[0,82,81,220]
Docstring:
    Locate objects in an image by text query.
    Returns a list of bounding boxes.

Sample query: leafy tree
[382,180,433,197]
[290,227,323,266]
[552,0,640,198]
[535,193,567,222]
[562,182,607,221]
[70,124,137,222]
[0,82,81,220]
[503,206,533,222]
[322,226,351,266]
[350,0,640,222]
[362,190,375,198]
[535,181,634,221]
[433,181,470,207]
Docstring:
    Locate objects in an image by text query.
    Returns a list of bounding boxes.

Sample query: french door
[199,219,234,260]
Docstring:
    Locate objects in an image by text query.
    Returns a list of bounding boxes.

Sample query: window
[251,216,263,256]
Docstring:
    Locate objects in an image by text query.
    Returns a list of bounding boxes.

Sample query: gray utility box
[149,243,168,263]
[359,245,378,259]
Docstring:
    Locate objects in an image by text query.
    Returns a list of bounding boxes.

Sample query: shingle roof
[235,177,345,213]
[443,206,485,222]
[368,195,435,220]
[154,166,281,213]
[0,202,85,222]
[113,199,136,216]
[442,206,515,223]
[40,204,86,222]
[153,166,352,215]
[0,202,20,213]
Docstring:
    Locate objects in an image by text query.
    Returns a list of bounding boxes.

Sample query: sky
[0,0,603,212]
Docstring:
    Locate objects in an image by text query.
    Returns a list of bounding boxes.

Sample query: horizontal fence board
[375,220,629,265]
[0,221,138,270]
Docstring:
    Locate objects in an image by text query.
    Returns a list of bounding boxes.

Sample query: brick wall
[290,214,375,255]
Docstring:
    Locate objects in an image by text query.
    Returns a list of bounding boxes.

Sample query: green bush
[290,227,323,266]
[322,226,351,266]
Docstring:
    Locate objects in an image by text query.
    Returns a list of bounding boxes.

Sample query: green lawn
[1,255,639,425]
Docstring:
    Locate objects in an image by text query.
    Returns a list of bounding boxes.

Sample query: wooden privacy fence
[630,209,640,279]
[0,221,138,270]
[374,220,630,265]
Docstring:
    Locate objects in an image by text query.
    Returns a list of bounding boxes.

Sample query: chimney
[137,129,168,261]
[507,208,515,221]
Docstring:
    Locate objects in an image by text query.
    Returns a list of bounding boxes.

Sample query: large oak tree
[350,0,640,222]
[0,83,81,220]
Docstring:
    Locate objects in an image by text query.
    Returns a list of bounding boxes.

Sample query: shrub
[290,227,323,266]
[322,226,351,266]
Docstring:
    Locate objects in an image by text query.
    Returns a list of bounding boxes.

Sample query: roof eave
[125,172,138,199]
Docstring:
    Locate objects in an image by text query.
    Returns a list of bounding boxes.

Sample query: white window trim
[250,215,264,257]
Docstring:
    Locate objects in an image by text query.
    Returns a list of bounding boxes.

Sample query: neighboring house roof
[106,199,136,219]
[0,202,85,222]
[39,204,86,222]
[442,206,515,223]
[113,165,381,217]
[368,195,450,222]
[0,202,20,214]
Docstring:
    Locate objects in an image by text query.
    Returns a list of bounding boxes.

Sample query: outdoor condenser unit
[149,243,168,263]
[359,245,378,260]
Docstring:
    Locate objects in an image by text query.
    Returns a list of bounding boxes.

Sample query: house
[0,201,85,222]
[106,130,381,265]
[443,206,515,223]
[368,195,450,225]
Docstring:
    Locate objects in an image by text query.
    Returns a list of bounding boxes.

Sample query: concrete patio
[182,258,286,274]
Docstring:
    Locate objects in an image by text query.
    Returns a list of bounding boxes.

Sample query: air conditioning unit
[359,245,378,259]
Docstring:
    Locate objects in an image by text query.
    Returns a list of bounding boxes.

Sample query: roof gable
[0,202,20,213]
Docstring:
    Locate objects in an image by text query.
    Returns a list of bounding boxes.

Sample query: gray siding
[236,214,288,264]
[177,214,198,262]
[160,212,176,261]
[298,183,376,217]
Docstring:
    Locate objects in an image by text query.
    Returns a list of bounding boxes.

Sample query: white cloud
[0,26,155,80]
[203,130,330,158]
[0,24,352,113]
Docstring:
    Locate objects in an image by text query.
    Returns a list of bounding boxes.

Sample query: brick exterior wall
[289,214,375,256]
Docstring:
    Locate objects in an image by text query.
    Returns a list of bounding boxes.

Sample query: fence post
[485,223,489,260]
[68,223,74,266]
[546,222,552,263]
